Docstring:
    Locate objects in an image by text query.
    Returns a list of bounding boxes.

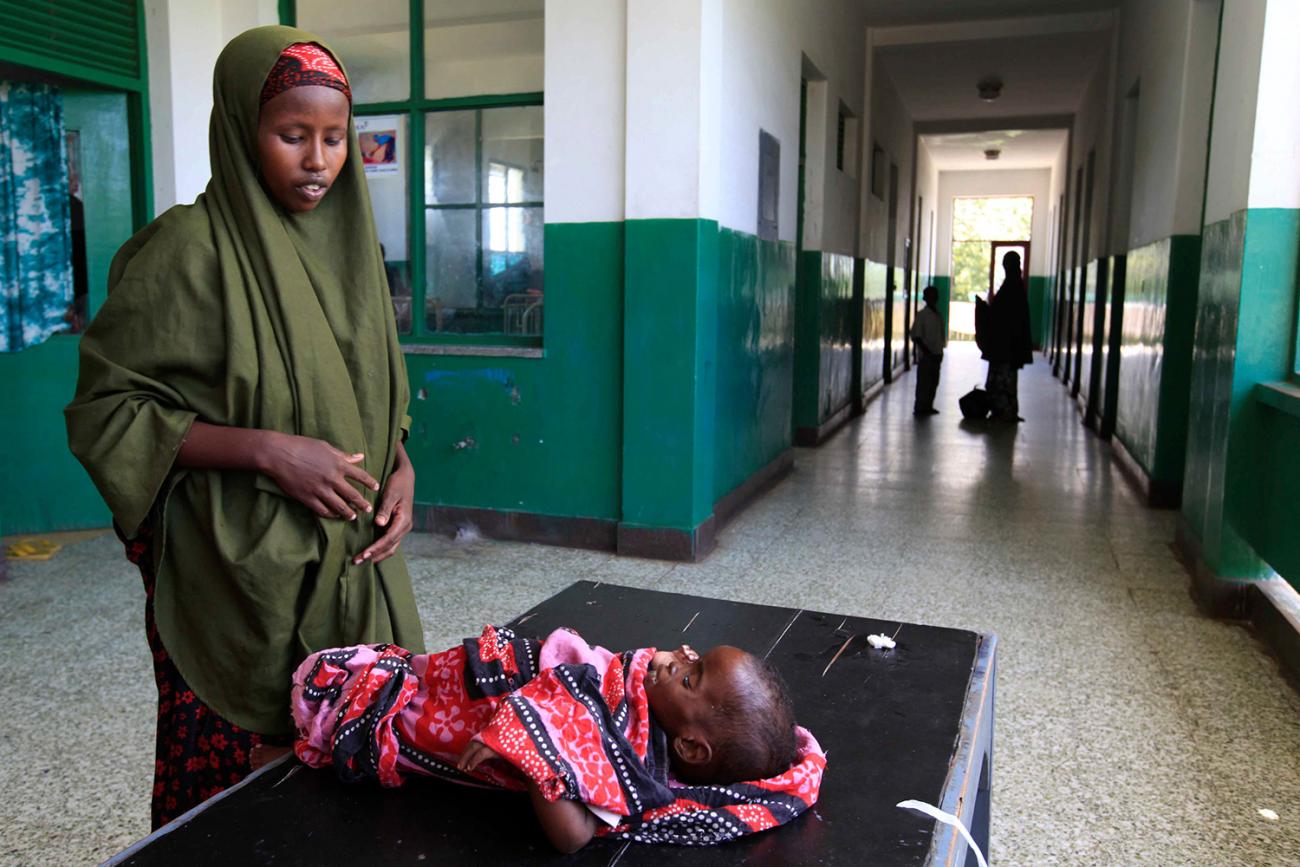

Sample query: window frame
[283,0,544,349]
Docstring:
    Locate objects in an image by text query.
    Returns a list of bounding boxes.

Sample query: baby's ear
[672,734,712,768]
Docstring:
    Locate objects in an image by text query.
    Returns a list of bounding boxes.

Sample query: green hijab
[66,26,425,735]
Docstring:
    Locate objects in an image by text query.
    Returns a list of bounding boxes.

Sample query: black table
[106,581,995,866]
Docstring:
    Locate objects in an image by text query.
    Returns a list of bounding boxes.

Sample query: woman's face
[256,85,351,212]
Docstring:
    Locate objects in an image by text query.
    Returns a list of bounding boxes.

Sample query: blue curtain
[0,81,72,352]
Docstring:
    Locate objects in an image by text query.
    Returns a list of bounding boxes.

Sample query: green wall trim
[1028,275,1049,349]
[622,219,717,530]
[1114,234,1201,486]
[931,275,951,333]
[713,229,795,499]
[1225,209,1300,584]
[793,249,854,430]
[1183,208,1300,586]
[793,250,823,431]
[861,259,888,394]
[1255,381,1300,419]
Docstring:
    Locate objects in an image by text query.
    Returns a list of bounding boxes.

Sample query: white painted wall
[544,0,625,223]
[915,137,939,287]
[1110,0,1217,248]
[1070,49,1113,261]
[146,0,278,212]
[1203,0,1266,223]
[861,59,913,265]
[1048,136,1069,278]
[623,0,714,221]
[622,0,865,247]
[1245,0,1300,210]
[934,168,1053,277]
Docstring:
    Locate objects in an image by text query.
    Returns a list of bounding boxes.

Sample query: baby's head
[644,644,798,785]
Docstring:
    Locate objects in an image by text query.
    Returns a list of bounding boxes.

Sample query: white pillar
[624,0,721,222]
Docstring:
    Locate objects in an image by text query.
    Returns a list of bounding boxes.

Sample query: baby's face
[644,644,750,736]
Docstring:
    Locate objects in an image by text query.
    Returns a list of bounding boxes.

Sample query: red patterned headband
[260,43,351,106]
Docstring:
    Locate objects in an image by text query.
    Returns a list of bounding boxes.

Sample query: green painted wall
[931,275,951,335]
[862,260,888,394]
[1183,209,1300,586]
[793,250,854,431]
[2,89,133,535]
[2,336,108,534]
[1079,259,1112,416]
[1079,260,1099,406]
[622,219,716,531]
[405,221,624,522]
[887,266,907,375]
[406,219,799,536]
[713,230,796,498]
[1115,234,1201,487]
[1028,275,1050,349]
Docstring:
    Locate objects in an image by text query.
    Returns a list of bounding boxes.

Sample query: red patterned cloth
[259,42,351,105]
[292,626,827,846]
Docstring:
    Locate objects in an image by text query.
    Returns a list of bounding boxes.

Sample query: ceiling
[921,129,1068,171]
[861,0,1118,27]
[877,29,1109,121]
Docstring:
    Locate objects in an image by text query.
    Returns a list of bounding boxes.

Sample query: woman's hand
[257,431,379,520]
[177,422,379,520]
[355,440,414,565]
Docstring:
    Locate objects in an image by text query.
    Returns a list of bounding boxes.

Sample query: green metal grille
[0,0,142,82]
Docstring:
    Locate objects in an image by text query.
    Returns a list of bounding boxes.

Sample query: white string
[896,799,988,867]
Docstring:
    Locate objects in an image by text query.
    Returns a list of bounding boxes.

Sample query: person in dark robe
[984,250,1033,422]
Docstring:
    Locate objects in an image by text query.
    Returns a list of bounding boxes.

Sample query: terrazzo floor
[3,342,1299,865]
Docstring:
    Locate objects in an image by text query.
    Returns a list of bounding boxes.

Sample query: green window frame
[281,0,544,349]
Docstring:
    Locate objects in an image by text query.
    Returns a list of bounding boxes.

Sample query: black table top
[109,581,983,866]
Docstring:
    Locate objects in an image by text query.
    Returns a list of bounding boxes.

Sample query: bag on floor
[959,387,991,420]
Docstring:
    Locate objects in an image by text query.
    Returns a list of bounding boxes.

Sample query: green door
[1,88,134,535]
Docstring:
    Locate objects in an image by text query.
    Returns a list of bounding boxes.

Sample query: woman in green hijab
[65,27,425,828]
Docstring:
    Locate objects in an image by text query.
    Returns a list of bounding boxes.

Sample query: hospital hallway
[1,343,1298,866]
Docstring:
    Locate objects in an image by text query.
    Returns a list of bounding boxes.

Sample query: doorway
[988,241,1030,294]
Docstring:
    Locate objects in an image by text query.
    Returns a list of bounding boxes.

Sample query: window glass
[356,114,410,332]
[482,206,543,334]
[423,0,544,100]
[298,0,410,104]
[481,106,543,203]
[424,110,476,205]
[424,106,544,337]
[425,209,478,332]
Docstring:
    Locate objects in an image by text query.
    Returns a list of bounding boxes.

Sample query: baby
[292,625,826,852]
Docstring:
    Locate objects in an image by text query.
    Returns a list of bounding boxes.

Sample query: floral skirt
[985,361,1020,420]
[123,527,285,829]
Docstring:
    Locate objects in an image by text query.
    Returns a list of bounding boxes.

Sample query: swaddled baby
[292,625,826,852]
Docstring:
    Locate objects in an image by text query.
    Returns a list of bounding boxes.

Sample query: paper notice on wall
[357,115,400,175]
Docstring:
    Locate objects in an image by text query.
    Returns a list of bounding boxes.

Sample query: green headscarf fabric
[66,26,425,736]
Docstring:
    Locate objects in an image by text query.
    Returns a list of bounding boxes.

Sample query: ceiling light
[984,149,1001,161]
[977,78,1002,102]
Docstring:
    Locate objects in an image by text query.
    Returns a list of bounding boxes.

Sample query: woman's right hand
[257,432,380,520]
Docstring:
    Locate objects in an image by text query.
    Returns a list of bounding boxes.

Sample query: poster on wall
[356,115,400,175]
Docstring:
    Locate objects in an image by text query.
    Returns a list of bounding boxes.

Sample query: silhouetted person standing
[984,251,1033,422]
[911,285,945,416]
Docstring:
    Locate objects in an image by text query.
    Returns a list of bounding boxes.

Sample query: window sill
[1256,381,1300,420]
[402,342,544,359]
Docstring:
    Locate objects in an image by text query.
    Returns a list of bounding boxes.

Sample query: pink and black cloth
[292,625,826,846]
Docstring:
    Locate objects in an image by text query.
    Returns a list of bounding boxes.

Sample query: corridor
[3,343,1297,865]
